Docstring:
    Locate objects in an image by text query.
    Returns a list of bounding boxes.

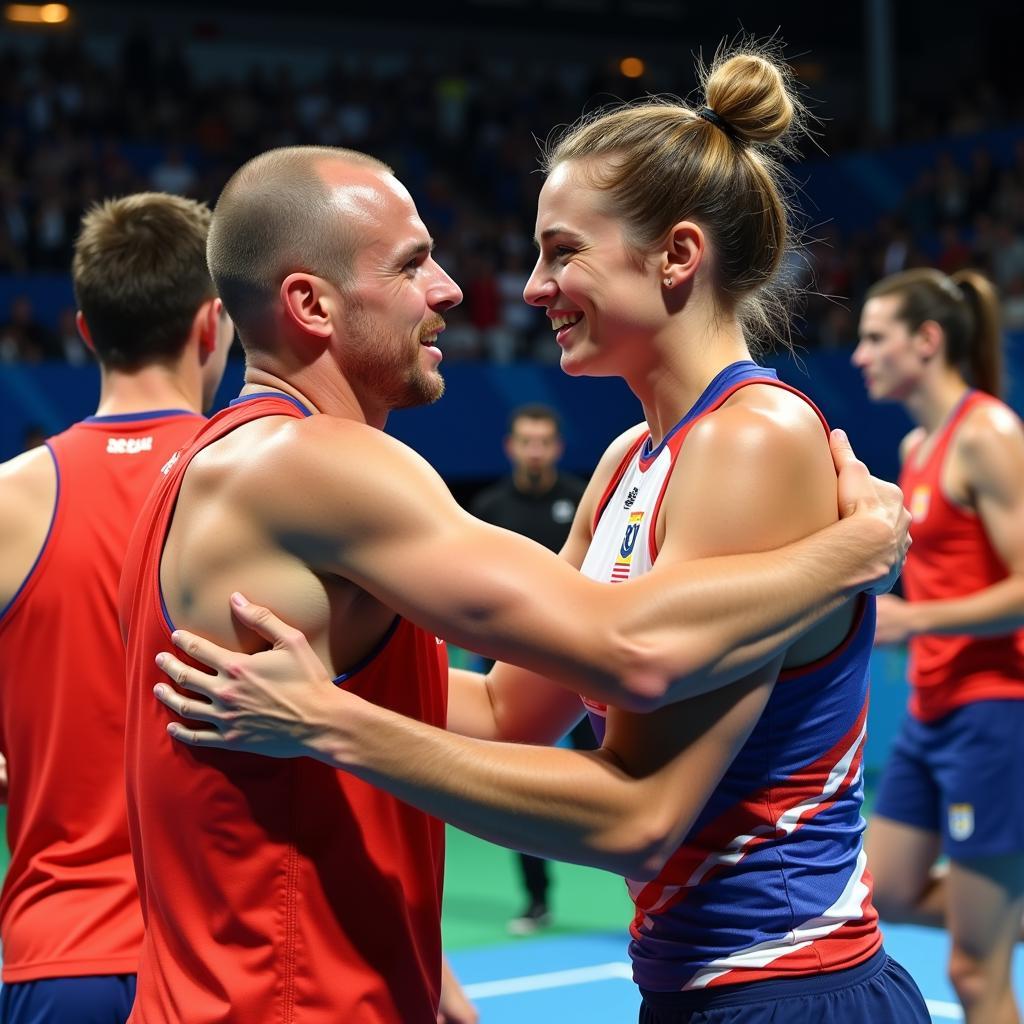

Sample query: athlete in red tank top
[0,411,202,982]
[855,268,1024,1024]
[120,394,448,1024]
[898,390,1024,722]
[0,192,232,1024]
[145,121,918,1024]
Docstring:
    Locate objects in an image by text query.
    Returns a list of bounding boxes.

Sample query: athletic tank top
[580,361,881,991]
[0,410,203,982]
[119,393,448,1023]
[899,389,1024,722]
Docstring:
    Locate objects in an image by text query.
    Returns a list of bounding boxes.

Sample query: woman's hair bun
[703,50,796,147]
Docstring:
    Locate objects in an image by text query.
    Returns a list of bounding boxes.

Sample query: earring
[663,277,673,288]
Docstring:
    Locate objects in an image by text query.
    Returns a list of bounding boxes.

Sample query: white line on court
[464,962,964,1021]
[463,961,634,999]
[925,999,963,1021]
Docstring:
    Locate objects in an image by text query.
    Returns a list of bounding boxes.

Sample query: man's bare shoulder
[192,412,451,534]
[0,445,58,608]
[0,445,57,520]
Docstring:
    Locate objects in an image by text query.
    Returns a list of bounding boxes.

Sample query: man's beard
[343,301,445,410]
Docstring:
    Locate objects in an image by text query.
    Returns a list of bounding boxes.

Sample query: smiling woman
[146,41,924,1024]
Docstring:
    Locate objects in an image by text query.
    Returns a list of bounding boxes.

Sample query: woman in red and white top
[854,268,1024,1024]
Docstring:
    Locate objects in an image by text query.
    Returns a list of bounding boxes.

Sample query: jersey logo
[160,451,181,475]
[107,436,153,455]
[623,486,639,509]
[949,803,974,841]
[910,485,931,523]
[611,511,644,582]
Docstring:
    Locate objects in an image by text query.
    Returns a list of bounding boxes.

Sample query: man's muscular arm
[155,416,906,718]
[153,394,843,875]
[282,417,904,709]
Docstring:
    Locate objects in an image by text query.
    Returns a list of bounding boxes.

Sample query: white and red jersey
[120,394,448,1023]
[581,361,881,992]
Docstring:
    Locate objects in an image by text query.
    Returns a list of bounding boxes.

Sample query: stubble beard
[343,302,445,410]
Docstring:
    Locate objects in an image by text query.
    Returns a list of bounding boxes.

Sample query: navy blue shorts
[0,974,136,1024]
[874,699,1024,859]
[638,949,928,1023]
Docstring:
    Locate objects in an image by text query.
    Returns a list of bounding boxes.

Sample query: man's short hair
[206,146,392,347]
[508,403,562,436]
[72,192,215,371]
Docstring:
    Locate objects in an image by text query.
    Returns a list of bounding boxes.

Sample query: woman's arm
[153,390,850,875]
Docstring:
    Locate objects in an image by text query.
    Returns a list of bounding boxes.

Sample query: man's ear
[281,274,334,339]
[197,298,223,357]
[75,311,95,352]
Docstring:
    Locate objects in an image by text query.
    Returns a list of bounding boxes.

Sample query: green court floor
[0,808,629,953]
[442,825,632,949]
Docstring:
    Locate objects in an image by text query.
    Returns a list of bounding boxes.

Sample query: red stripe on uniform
[631,700,869,913]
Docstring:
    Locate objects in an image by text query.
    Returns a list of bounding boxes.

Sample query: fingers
[229,593,304,649]
[836,460,872,518]
[829,427,855,469]
[168,629,238,676]
[166,721,229,748]
[153,682,219,723]
[155,651,220,697]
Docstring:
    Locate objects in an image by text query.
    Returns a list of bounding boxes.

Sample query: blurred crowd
[1,30,1023,363]
[799,142,1024,347]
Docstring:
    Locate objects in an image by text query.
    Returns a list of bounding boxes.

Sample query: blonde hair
[866,267,1004,397]
[543,43,805,347]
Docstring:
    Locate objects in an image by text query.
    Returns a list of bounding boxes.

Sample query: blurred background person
[471,403,595,934]
[853,268,1024,1024]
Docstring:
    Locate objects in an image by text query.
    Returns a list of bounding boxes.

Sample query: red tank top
[0,410,203,982]
[899,390,1024,721]
[119,394,448,1024]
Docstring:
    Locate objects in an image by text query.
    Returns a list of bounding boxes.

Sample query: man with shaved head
[119,146,908,1023]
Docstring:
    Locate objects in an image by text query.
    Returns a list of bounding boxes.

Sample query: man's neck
[93,363,202,417]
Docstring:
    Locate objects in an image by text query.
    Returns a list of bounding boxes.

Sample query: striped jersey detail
[578,362,880,991]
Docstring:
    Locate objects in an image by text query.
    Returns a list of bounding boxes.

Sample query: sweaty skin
[147,161,910,884]
[152,408,900,878]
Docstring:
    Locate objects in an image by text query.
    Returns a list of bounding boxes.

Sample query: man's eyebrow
[395,238,435,264]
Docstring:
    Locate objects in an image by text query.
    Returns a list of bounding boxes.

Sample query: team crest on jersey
[948,803,974,841]
[611,511,644,583]
[910,485,931,523]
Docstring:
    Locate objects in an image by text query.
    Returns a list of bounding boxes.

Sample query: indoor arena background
[1,1,1022,1019]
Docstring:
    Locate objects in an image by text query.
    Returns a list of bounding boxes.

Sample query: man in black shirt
[471,403,594,935]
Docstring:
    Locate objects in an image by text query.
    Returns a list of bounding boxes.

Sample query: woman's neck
[628,316,752,447]
[904,369,970,435]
